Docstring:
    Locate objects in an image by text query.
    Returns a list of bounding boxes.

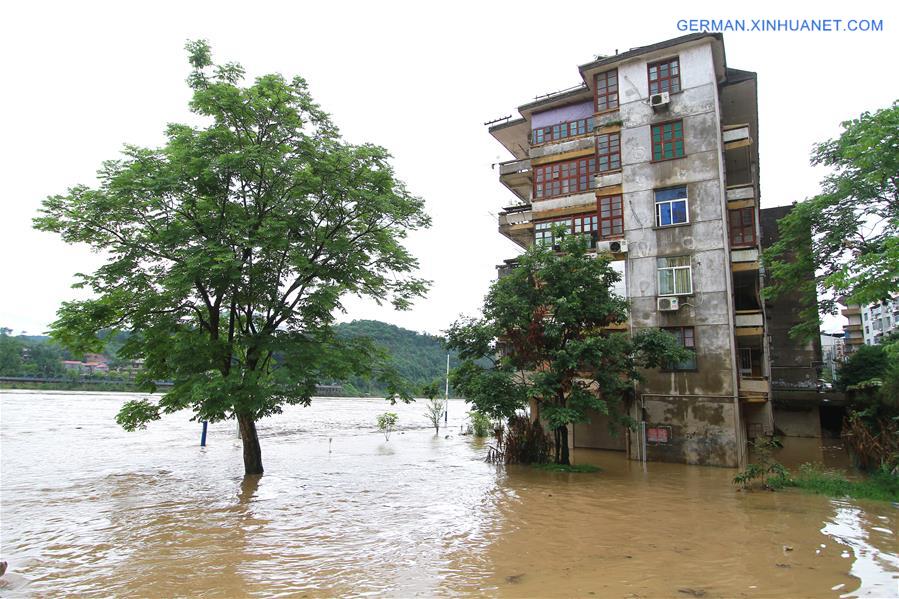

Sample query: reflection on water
[1,391,896,597]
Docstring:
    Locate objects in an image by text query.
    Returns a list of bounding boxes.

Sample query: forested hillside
[334,320,461,397]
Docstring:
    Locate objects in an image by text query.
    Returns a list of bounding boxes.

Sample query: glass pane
[659,269,674,295]
[658,203,672,226]
[672,200,687,223]
[674,267,691,294]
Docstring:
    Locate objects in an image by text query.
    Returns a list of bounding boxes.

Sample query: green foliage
[469,411,492,438]
[334,320,462,397]
[446,235,689,464]
[116,399,162,431]
[733,437,786,490]
[0,330,67,377]
[763,102,899,340]
[838,343,889,391]
[32,41,429,474]
[377,412,398,441]
[773,463,899,502]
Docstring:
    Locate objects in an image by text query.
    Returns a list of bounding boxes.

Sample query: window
[534,157,597,200]
[532,116,595,145]
[598,195,624,239]
[595,70,619,112]
[729,207,756,246]
[657,255,692,295]
[648,57,681,95]
[663,326,696,370]
[534,214,598,249]
[651,121,685,161]
[596,133,621,173]
[655,187,688,226]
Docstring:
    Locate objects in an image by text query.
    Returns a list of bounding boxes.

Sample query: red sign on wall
[647,427,670,444]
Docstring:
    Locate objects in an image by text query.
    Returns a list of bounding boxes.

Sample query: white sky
[1,0,895,337]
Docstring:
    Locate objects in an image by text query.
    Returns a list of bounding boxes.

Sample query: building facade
[489,33,771,467]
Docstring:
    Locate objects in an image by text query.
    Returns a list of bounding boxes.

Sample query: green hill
[333,320,460,397]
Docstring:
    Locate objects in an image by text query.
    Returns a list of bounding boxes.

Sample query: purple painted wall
[531,101,594,129]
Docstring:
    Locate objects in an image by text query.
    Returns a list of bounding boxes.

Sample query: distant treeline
[334,320,464,397]
[1,322,467,397]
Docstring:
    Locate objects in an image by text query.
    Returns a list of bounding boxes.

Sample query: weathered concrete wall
[573,410,627,451]
[773,405,822,438]
[614,39,741,466]
[632,395,739,467]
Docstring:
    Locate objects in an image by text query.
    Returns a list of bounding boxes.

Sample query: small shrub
[377,412,398,441]
[733,437,785,490]
[470,411,492,438]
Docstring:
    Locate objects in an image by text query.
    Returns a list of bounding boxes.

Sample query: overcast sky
[1,1,895,336]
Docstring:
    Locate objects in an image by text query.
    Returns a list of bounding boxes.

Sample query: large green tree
[446,235,686,465]
[34,41,430,475]
[763,102,898,339]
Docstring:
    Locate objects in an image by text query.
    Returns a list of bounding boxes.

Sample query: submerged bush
[376,412,398,442]
[784,463,899,502]
[733,437,787,490]
[469,411,492,438]
[486,415,551,465]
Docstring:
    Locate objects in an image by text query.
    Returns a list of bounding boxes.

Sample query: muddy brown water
[1,391,896,597]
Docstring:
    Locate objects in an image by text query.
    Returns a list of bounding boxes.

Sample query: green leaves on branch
[762,102,899,340]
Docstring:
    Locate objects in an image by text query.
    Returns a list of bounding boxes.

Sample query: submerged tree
[421,380,446,435]
[34,41,430,475]
[446,235,686,465]
[763,102,899,340]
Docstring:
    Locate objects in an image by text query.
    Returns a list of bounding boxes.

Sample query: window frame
[596,132,621,173]
[654,186,689,227]
[598,194,624,240]
[594,69,619,112]
[657,255,693,296]
[531,116,596,146]
[728,207,757,247]
[534,213,598,249]
[662,326,697,371]
[648,57,681,96]
[533,156,597,200]
[651,120,685,162]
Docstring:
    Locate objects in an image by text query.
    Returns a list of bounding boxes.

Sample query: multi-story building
[488,32,771,467]
[840,295,899,353]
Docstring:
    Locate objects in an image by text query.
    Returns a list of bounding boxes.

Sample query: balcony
[722,124,752,149]
[731,247,759,272]
[739,376,769,400]
[498,158,532,203]
[841,306,860,317]
[498,204,534,249]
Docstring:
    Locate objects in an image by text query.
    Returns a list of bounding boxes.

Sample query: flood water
[1,391,896,597]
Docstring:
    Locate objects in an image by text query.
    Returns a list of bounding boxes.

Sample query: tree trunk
[557,425,570,465]
[237,413,264,475]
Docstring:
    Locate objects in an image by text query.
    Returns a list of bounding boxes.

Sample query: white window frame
[654,186,689,227]
[657,255,693,296]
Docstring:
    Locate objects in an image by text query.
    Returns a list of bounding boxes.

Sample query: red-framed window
[651,120,685,161]
[662,326,697,371]
[648,57,681,95]
[534,157,596,200]
[532,116,595,145]
[534,213,598,249]
[596,133,621,173]
[729,207,756,246]
[598,195,624,239]
[595,70,619,112]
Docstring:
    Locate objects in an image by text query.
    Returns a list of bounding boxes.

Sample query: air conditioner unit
[650,92,670,109]
[596,239,628,254]
[657,296,680,311]
[608,239,628,254]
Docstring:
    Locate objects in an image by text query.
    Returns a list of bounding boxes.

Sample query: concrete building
[488,32,772,467]
[841,295,899,350]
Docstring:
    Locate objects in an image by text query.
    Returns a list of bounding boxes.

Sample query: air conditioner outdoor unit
[608,239,628,254]
[596,239,628,254]
[650,92,670,109]
[657,296,680,312]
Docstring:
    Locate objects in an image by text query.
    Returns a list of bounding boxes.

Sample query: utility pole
[444,352,450,424]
